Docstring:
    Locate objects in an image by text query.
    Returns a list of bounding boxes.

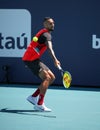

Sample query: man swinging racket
[22,17,60,112]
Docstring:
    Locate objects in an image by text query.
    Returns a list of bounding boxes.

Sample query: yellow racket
[57,65,72,88]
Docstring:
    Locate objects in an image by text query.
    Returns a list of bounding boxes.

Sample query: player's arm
[46,40,60,67]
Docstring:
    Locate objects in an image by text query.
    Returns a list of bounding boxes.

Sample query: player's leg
[23,60,40,105]
[34,62,55,111]
[38,69,55,95]
[34,69,55,111]
[25,59,55,111]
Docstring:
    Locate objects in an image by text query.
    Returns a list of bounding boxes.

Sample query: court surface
[0,84,100,130]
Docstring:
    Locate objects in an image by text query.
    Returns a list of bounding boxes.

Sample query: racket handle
[57,65,62,70]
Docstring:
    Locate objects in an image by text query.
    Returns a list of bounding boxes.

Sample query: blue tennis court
[0,84,100,130]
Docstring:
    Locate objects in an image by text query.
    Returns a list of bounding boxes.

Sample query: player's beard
[49,27,54,31]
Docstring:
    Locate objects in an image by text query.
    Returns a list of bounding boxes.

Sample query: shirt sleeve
[43,32,52,41]
[38,32,52,44]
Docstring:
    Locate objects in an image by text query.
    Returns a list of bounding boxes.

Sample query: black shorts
[24,59,49,77]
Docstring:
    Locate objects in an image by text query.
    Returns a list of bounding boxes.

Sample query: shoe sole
[34,105,52,112]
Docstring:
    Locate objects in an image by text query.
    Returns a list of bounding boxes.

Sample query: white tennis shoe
[27,95,38,105]
[34,103,52,112]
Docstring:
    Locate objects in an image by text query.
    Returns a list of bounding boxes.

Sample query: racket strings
[63,72,72,88]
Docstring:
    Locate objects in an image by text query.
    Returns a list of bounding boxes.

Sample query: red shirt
[22,28,50,61]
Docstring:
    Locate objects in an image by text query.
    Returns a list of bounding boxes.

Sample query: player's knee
[43,70,55,83]
[45,75,53,82]
[51,74,55,82]
[49,74,55,84]
[45,75,51,82]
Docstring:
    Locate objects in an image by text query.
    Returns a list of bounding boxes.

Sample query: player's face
[45,19,55,31]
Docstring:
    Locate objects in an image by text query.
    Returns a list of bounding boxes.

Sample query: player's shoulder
[43,32,51,38]
[43,32,51,35]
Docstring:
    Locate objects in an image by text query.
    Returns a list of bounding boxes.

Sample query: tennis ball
[33,36,38,42]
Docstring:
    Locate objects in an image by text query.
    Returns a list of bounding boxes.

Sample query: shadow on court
[0,108,56,118]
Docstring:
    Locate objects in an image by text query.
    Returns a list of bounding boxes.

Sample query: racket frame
[57,65,72,88]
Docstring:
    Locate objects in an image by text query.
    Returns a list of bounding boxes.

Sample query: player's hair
[43,17,52,22]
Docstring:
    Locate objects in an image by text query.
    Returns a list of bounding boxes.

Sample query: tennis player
[22,17,60,112]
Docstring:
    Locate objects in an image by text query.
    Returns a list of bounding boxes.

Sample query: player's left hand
[54,59,61,68]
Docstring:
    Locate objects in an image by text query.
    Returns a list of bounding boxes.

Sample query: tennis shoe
[27,95,38,105]
[34,103,52,112]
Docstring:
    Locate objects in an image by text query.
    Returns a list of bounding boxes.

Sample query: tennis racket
[57,65,72,88]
